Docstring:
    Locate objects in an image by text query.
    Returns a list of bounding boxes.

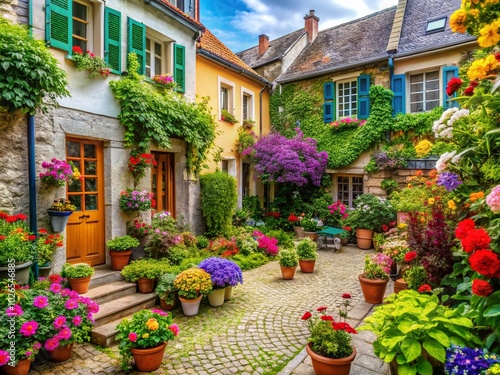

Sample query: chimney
[304,9,319,44]
[258,34,269,58]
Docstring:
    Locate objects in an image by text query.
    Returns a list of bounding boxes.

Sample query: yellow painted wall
[196,55,271,205]
[394,47,475,75]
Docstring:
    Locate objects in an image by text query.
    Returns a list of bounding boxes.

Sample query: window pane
[155,57,161,75]
[410,74,423,83]
[337,80,357,118]
[84,144,96,158]
[73,2,87,20]
[221,87,228,111]
[85,195,97,210]
[67,142,80,157]
[155,42,162,56]
[85,178,97,192]
[69,195,82,211]
[68,179,82,192]
[84,161,96,175]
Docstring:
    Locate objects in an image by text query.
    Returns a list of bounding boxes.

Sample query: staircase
[84,266,157,347]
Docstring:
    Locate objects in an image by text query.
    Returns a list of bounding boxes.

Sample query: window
[426,17,446,33]
[221,87,229,111]
[337,176,363,208]
[409,70,439,112]
[337,80,357,118]
[72,1,91,51]
[146,36,164,77]
[168,0,185,12]
[241,89,254,121]
[221,160,228,173]
[218,77,235,118]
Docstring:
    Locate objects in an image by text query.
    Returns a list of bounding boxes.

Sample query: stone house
[237,0,476,207]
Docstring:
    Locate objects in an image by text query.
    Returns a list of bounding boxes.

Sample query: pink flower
[53,316,67,329]
[151,309,168,317]
[87,313,95,323]
[64,299,79,310]
[50,283,62,293]
[0,350,10,366]
[169,324,179,336]
[44,337,60,351]
[6,304,23,317]
[56,327,72,341]
[24,351,32,358]
[128,332,138,342]
[486,185,500,213]
[33,342,42,351]
[72,316,82,326]
[33,295,49,308]
[20,321,39,336]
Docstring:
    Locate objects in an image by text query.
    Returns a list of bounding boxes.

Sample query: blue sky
[200,0,399,53]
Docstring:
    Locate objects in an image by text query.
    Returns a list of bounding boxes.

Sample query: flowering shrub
[0,212,35,266]
[253,230,279,257]
[151,74,176,90]
[71,46,110,78]
[362,253,393,280]
[127,149,157,184]
[119,188,155,212]
[242,129,328,187]
[173,267,212,299]
[288,213,299,224]
[145,229,183,260]
[445,345,499,375]
[486,185,500,213]
[330,117,366,130]
[326,201,348,227]
[301,299,357,359]
[207,238,239,258]
[415,139,433,158]
[116,309,178,371]
[198,257,243,289]
[35,229,63,265]
[126,217,152,239]
[365,150,406,174]
[346,194,395,231]
[39,158,80,187]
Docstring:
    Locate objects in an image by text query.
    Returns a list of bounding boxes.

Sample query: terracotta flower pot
[299,259,316,273]
[47,343,74,362]
[280,265,297,280]
[68,276,91,294]
[355,228,374,250]
[137,277,155,293]
[306,343,356,375]
[0,358,32,375]
[159,293,179,310]
[109,249,131,271]
[294,226,304,239]
[303,231,319,241]
[393,278,409,294]
[358,274,389,304]
[130,342,167,372]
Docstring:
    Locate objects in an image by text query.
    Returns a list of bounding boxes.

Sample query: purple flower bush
[39,158,77,187]
[198,257,243,289]
[437,171,463,192]
[242,129,328,187]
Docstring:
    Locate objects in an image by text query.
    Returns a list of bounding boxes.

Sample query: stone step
[89,266,124,289]
[92,293,157,328]
[82,280,137,305]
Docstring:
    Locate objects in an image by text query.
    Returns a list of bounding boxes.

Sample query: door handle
[79,214,90,219]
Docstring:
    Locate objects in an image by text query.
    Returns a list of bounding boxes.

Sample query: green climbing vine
[109,53,217,175]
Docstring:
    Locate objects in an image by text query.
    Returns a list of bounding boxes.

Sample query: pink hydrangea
[20,321,39,336]
[486,185,500,213]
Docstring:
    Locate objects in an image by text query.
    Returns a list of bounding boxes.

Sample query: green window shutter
[324,82,334,100]
[174,44,186,93]
[357,74,371,119]
[105,7,121,74]
[46,0,72,53]
[127,17,146,75]
[443,66,459,108]
[391,74,406,115]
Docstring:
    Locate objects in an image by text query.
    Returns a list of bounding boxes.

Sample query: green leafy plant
[154,272,178,305]
[359,290,481,375]
[381,178,399,195]
[235,126,257,154]
[221,109,238,124]
[71,46,110,78]
[106,235,140,252]
[362,253,393,280]
[0,213,35,266]
[346,194,396,231]
[120,259,169,282]
[403,265,429,291]
[35,231,62,265]
[301,217,323,232]
[173,267,212,299]
[242,118,255,129]
[0,17,69,115]
[231,252,269,271]
[296,238,318,260]
[278,249,298,268]
[61,263,95,278]
[116,309,178,371]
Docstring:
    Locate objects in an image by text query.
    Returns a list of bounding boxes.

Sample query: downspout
[28,114,38,279]
[259,85,268,136]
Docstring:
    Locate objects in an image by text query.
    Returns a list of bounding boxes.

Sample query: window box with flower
[151,74,177,91]
[119,188,155,213]
[71,46,110,79]
[221,109,238,124]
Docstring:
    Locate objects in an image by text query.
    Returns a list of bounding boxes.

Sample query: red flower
[288,214,299,223]
[455,218,476,240]
[472,279,494,297]
[469,249,500,278]
[72,45,83,54]
[301,311,312,320]
[495,53,500,62]
[463,86,475,96]
[446,77,463,96]
[16,214,27,220]
[389,221,396,228]
[317,306,327,312]
[5,216,17,223]
[342,293,351,299]
[460,228,491,253]
[381,224,389,232]
[470,80,479,87]
[332,322,357,334]
[28,235,37,241]
[404,251,417,263]
[151,198,156,208]
[321,315,334,321]
[0,236,5,240]
[418,284,432,293]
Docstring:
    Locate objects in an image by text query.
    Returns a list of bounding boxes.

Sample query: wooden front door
[65,138,105,265]
[151,152,175,216]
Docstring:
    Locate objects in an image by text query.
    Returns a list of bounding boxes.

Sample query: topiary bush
[200,171,237,238]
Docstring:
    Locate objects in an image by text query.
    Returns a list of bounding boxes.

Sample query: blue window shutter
[324,102,333,122]
[443,66,459,108]
[324,82,334,100]
[357,74,371,119]
[46,0,73,53]
[127,17,146,75]
[391,74,406,115]
[105,7,121,74]
[174,44,186,93]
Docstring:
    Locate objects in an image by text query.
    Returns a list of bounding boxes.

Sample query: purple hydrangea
[445,345,498,375]
[199,257,243,289]
[436,171,462,191]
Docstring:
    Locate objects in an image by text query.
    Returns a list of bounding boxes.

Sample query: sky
[199,0,399,53]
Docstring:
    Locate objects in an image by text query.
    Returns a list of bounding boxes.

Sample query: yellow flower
[467,59,488,80]
[397,223,407,230]
[415,140,433,158]
[448,200,456,210]
[478,20,500,48]
[72,169,81,180]
[146,318,159,331]
[450,9,467,33]
[142,333,149,339]
[468,8,479,17]
[428,198,435,205]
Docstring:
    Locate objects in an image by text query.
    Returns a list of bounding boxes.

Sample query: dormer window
[426,17,446,34]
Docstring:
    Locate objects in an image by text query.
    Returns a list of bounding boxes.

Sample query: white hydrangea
[447,108,469,127]
[436,150,457,172]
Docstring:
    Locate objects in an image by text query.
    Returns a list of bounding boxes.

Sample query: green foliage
[242,195,262,219]
[0,17,69,114]
[231,252,268,271]
[296,238,318,260]
[61,263,95,278]
[300,217,322,232]
[235,126,257,153]
[359,290,481,374]
[381,178,399,195]
[278,248,298,267]
[109,53,216,175]
[309,320,353,359]
[391,107,443,135]
[154,272,178,304]
[403,266,429,290]
[259,228,295,249]
[346,194,396,231]
[120,258,170,282]
[106,235,140,251]
[200,171,238,237]
[221,109,238,124]
[196,235,210,249]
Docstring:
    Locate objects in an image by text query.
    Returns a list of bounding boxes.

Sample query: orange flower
[470,191,484,202]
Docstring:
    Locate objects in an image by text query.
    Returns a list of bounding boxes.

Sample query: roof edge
[147,0,204,33]
[394,39,477,59]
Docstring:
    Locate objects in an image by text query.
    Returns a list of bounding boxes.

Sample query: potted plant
[296,238,318,273]
[288,213,304,239]
[359,290,481,375]
[173,267,212,316]
[220,109,238,124]
[346,194,396,250]
[127,149,157,185]
[119,188,155,213]
[35,230,63,277]
[71,46,110,78]
[301,217,323,241]
[0,213,35,285]
[154,273,179,310]
[198,257,243,307]
[242,118,255,129]
[301,297,357,375]
[358,253,393,304]
[278,248,299,280]
[121,259,168,293]
[106,235,140,271]
[47,198,77,233]
[61,263,95,294]
[39,158,80,187]
[116,309,178,372]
